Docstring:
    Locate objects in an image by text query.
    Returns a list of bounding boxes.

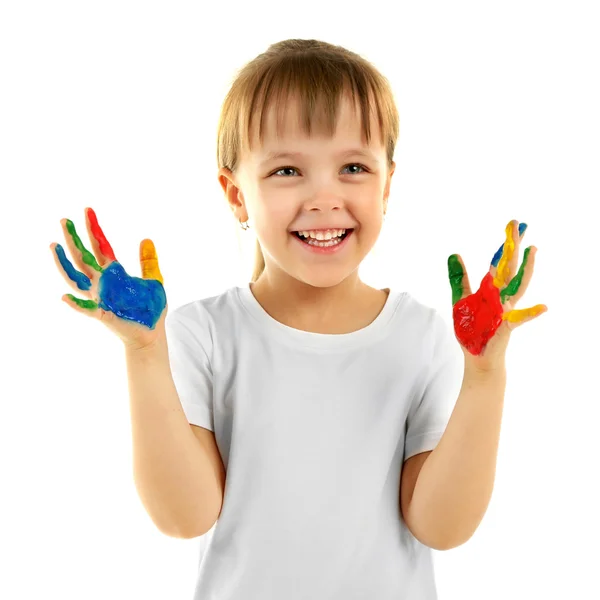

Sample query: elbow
[427,539,462,552]
[412,533,453,552]
[156,516,217,539]
[426,531,474,551]
[405,504,481,551]
[158,522,209,539]
[161,499,223,539]
[407,517,474,551]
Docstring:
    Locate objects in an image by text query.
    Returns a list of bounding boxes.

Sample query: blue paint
[97,262,167,329]
[55,244,166,329]
[491,222,527,267]
[55,244,92,291]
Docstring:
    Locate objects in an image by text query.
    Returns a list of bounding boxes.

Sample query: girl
[51,38,546,600]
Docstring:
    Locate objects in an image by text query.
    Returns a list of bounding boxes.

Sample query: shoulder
[166,286,240,330]
[402,294,455,347]
[391,291,448,347]
[164,286,239,353]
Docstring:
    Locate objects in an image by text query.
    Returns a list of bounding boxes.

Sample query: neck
[250,270,370,327]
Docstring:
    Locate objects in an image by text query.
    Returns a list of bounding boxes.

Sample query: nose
[307,204,343,215]
[304,188,345,214]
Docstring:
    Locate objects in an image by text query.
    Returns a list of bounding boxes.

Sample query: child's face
[221,92,395,288]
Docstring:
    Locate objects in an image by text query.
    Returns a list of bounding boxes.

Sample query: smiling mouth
[291,229,353,242]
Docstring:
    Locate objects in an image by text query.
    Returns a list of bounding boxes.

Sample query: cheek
[264,206,295,230]
[256,191,289,217]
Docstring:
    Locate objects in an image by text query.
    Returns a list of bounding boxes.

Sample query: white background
[1,1,598,598]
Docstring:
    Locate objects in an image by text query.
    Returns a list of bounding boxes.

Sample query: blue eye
[271,163,368,177]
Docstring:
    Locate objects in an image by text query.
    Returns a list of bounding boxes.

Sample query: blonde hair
[216,39,400,283]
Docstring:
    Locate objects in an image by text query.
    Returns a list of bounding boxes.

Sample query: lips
[290,228,355,254]
[291,227,355,233]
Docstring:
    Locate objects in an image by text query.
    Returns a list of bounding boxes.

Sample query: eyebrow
[260,148,377,165]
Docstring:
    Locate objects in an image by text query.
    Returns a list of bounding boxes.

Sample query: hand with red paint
[447,220,548,372]
[50,207,168,351]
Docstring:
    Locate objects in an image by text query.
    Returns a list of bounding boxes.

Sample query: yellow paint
[493,221,516,289]
[502,304,546,323]
[140,239,164,284]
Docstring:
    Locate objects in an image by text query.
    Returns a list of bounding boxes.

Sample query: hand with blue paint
[50,207,168,351]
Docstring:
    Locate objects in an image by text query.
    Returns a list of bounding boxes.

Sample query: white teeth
[296,229,346,240]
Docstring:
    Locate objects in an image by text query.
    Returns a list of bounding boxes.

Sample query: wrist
[464,359,506,379]
[124,335,168,361]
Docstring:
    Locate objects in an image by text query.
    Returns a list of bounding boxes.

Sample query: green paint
[65,219,102,273]
[66,294,98,310]
[448,254,464,306]
[500,246,531,303]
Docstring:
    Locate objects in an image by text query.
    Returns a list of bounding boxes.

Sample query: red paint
[87,207,116,262]
[452,272,504,356]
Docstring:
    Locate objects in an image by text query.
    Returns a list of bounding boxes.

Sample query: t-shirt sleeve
[404,308,464,460]
[164,306,214,431]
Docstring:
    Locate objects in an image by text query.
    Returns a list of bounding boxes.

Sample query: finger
[50,242,93,293]
[60,217,103,280]
[502,302,548,326]
[84,207,118,267]
[507,221,521,285]
[448,253,471,305]
[490,222,527,282]
[500,246,537,305]
[61,292,101,316]
[492,220,519,289]
[140,238,164,284]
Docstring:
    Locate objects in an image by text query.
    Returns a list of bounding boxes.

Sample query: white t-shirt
[164,283,464,600]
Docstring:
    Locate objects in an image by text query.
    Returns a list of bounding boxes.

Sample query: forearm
[408,363,507,550]
[125,336,219,538]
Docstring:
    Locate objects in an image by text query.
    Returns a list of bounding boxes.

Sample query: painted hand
[447,220,547,371]
[51,208,167,338]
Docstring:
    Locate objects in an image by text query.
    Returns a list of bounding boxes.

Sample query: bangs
[239,59,387,156]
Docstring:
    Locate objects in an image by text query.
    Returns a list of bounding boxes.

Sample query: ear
[217,167,235,194]
[218,167,245,217]
[383,161,396,209]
